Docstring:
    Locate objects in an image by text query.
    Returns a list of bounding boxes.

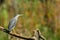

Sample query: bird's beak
[19,14,23,16]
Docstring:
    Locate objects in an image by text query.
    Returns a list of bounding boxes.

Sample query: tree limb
[0,26,46,40]
[0,26,34,40]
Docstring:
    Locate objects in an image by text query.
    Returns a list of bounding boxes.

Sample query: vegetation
[0,0,60,40]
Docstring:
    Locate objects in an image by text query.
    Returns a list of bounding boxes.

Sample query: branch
[0,26,46,40]
[33,29,46,40]
[0,26,34,40]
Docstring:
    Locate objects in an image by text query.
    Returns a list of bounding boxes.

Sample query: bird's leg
[9,29,17,40]
[12,28,17,34]
[8,31,13,40]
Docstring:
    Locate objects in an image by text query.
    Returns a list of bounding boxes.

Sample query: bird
[8,14,23,32]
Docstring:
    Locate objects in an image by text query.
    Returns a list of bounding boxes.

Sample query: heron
[8,14,23,32]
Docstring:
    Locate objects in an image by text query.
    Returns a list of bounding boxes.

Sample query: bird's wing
[8,18,17,31]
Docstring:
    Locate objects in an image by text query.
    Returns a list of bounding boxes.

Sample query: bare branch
[33,29,46,40]
[0,26,46,40]
[0,26,34,40]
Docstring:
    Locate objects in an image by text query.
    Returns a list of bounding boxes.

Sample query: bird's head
[16,14,23,18]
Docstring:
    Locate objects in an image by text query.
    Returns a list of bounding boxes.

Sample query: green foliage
[0,0,59,40]
[0,31,8,40]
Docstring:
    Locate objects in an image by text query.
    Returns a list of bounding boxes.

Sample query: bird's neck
[15,15,19,19]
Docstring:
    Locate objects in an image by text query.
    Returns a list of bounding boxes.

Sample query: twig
[0,26,34,40]
[33,29,46,40]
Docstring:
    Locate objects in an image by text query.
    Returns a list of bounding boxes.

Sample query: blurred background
[0,0,60,40]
